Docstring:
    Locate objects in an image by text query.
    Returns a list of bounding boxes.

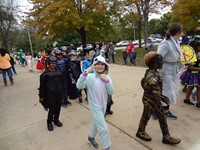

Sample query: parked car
[194,35,200,41]
[77,44,93,51]
[116,40,129,47]
[155,38,163,43]
[132,39,145,45]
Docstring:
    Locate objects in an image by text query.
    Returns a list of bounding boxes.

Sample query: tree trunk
[1,33,9,51]
[143,0,150,47]
[79,26,87,48]
[138,21,142,48]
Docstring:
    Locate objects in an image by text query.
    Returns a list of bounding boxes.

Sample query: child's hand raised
[100,73,109,82]
[87,65,94,73]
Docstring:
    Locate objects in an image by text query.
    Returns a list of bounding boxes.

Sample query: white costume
[26,55,32,71]
[157,36,182,106]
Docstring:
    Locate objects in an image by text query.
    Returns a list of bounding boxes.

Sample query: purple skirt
[180,70,200,86]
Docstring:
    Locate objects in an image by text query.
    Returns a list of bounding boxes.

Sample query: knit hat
[55,50,62,55]
[46,55,57,64]
[69,50,77,56]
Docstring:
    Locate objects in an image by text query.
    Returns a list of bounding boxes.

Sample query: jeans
[11,65,17,74]
[2,68,13,82]
[129,54,133,64]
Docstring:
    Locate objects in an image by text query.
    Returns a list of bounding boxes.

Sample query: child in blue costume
[77,55,114,150]
[82,51,94,72]
[55,50,71,107]
[82,51,94,101]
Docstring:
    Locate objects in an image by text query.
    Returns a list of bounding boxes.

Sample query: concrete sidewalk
[0,63,200,150]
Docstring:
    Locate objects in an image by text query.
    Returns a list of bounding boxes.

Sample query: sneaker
[151,112,158,120]
[184,99,195,105]
[54,120,63,127]
[105,147,111,150]
[62,101,72,108]
[87,137,99,149]
[162,134,181,144]
[165,111,177,120]
[47,123,54,131]
[195,103,200,110]
[136,131,152,141]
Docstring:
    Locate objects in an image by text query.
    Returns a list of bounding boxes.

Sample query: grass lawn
[114,45,158,67]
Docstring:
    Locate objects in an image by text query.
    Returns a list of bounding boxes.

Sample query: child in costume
[55,50,71,107]
[26,52,33,72]
[36,53,46,72]
[10,54,17,75]
[180,40,200,109]
[81,51,94,101]
[39,55,63,131]
[76,55,114,150]
[19,49,26,67]
[68,50,82,102]
[136,51,181,145]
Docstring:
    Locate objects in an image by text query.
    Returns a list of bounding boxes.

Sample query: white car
[77,44,93,51]
[155,38,163,43]
[116,40,129,47]
[132,39,145,45]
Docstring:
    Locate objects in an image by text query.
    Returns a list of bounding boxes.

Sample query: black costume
[39,70,62,124]
[68,60,82,99]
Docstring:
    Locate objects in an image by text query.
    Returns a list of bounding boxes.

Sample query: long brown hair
[165,23,182,40]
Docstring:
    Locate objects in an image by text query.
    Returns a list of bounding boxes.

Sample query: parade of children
[2,37,200,149]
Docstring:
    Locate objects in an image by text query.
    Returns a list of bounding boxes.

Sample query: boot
[10,80,14,86]
[136,131,152,141]
[47,123,54,131]
[54,120,63,127]
[162,134,181,144]
[4,80,8,87]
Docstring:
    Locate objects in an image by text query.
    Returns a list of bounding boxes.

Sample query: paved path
[0,63,200,150]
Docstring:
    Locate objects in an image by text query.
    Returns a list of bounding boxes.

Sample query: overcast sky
[18,0,33,12]
[17,0,167,20]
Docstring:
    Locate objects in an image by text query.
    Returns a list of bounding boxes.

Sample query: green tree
[149,12,172,37]
[122,0,172,47]
[27,0,116,48]
[0,0,19,51]
[172,0,200,32]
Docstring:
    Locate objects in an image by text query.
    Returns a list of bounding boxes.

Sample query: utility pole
[27,28,33,56]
